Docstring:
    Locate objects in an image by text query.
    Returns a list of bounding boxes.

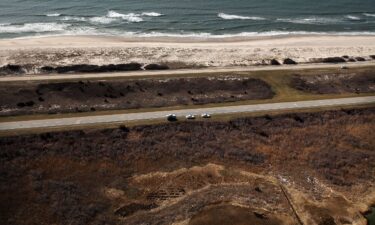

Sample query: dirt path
[0,62,374,83]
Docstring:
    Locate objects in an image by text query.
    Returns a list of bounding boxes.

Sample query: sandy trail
[0,61,374,82]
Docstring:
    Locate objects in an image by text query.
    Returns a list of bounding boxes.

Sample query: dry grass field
[0,107,374,225]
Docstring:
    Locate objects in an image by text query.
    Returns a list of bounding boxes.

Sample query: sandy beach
[1,35,375,70]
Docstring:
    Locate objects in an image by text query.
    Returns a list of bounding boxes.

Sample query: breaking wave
[345,15,361,20]
[277,17,342,25]
[46,13,61,17]
[61,16,87,22]
[106,11,163,22]
[107,11,143,22]
[89,16,117,24]
[0,23,70,33]
[9,29,375,40]
[46,11,163,25]
[141,12,163,17]
[363,13,375,17]
[218,13,265,20]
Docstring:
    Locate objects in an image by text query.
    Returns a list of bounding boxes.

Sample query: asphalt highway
[0,96,374,131]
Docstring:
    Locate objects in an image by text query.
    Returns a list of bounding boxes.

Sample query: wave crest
[46,13,61,17]
[363,13,375,17]
[277,17,342,25]
[141,12,163,17]
[218,13,265,20]
[107,11,143,22]
[0,23,70,34]
[57,11,163,24]
[89,17,117,24]
[345,15,361,20]
[61,16,87,22]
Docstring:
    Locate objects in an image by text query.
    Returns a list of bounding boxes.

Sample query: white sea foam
[58,11,165,25]
[61,16,87,22]
[12,26,102,39]
[141,12,163,17]
[277,17,342,25]
[9,30,375,40]
[107,10,127,18]
[116,31,375,38]
[346,15,361,20]
[364,13,375,17]
[59,26,99,35]
[107,10,143,22]
[0,23,70,33]
[218,13,265,20]
[89,16,117,24]
[60,15,117,24]
[52,11,162,25]
[46,13,61,17]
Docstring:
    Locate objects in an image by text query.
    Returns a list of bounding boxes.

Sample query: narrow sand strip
[0,62,374,82]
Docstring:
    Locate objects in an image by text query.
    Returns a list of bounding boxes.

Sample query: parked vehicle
[185,114,196,120]
[201,113,211,118]
[166,114,177,121]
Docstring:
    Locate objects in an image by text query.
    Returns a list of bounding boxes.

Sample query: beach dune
[0,35,375,69]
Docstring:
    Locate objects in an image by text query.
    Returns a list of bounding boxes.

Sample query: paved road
[0,96,374,131]
[0,62,374,82]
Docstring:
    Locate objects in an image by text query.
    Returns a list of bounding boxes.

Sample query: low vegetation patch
[0,76,274,116]
[290,72,375,94]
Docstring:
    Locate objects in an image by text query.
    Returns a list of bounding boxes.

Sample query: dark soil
[0,107,374,225]
[365,207,375,225]
[283,58,298,65]
[115,203,158,217]
[310,56,372,64]
[188,205,282,225]
[41,63,143,74]
[355,57,366,62]
[270,59,281,65]
[310,57,346,63]
[0,64,25,75]
[0,63,173,76]
[290,72,375,94]
[0,62,199,76]
[0,76,275,116]
[143,64,169,70]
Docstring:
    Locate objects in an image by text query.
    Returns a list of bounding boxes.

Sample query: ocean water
[1,0,375,39]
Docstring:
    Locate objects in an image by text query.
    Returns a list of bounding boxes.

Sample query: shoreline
[3,31,375,42]
[1,33,375,46]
